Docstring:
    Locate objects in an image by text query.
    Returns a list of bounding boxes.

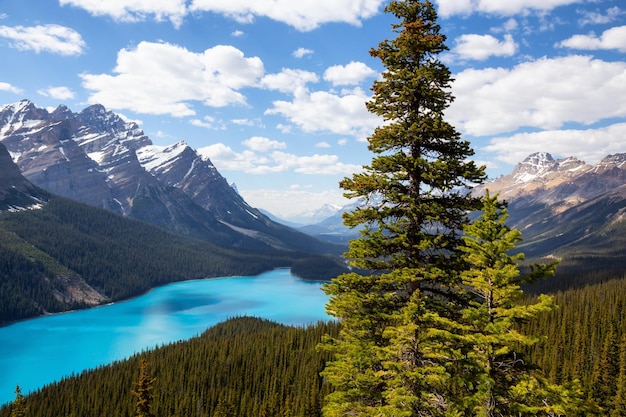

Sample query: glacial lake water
[0,269,331,406]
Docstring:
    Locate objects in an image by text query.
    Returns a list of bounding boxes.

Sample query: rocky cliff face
[0,100,339,254]
[0,142,49,211]
[472,152,626,260]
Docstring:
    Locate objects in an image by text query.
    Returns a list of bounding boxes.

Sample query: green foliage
[320,0,485,415]
[457,193,582,415]
[0,317,339,417]
[521,276,626,415]
[10,386,26,417]
[291,255,349,281]
[0,196,335,325]
[132,359,155,417]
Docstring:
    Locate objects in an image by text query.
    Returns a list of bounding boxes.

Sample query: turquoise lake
[0,269,331,406]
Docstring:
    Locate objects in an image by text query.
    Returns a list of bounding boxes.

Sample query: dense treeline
[4,276,626,415]
[522,275,626,415]
[0,317,340,417]
[0,197,346,325]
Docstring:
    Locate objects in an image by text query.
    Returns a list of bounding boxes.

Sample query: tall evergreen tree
[10,385,27,417]
[132,359,156,417]
[458,192,582,415]
[320,0,485,415]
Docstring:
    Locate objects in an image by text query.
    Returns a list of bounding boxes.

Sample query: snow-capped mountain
[470,152,626,263]
[475,152,626,214]
[0,100,340,254]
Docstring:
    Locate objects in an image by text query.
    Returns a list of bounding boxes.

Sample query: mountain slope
[0,100,340,254]
[472,152,626,286]
[0,142,345,325]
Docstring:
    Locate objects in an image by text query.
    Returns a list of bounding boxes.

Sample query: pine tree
[132,359,156,417]
[320,0,485,415]
[457,192,583,415]
[10,385,27,417]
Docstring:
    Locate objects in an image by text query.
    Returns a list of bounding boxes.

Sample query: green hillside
[0,196,347,325]
[0,317,340,417]
[4,275,626,416]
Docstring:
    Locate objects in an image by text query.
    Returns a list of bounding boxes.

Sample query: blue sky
[0,0,625,220]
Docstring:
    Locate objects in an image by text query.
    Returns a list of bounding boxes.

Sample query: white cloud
[484,122,626,166]
[198,143,361,175]
[452,34,517,60]
[231,118,254,126]
[190,115,226,129]
[260,68,318,93]
[242,136,286,152]
[81,41,264,117]
[0,24,85,55]
[0,82,22,94]
[231,30,244,37]
[323,61,378,86]
[293,47,314,58]
[189,0,384,31]
[37,86,75,100]
[265,87,379,140]
[448,55,626,136]
[435,0,582,17]
[557,25,626,52]
[578,6,623,26]
[316,141,331,148]
[59,0,187,28]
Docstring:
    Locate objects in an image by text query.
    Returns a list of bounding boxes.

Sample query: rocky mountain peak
[0,99,338,254]
[511,152,556,182]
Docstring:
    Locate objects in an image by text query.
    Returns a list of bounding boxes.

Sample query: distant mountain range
[473,152,626,260]
[0,100,341,255]
[301,151,626,282]
[0,140,350,325]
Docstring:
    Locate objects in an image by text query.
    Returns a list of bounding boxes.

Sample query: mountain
[0,100,341,255]
[0,141,345,325]
[0,142,49,212]
[472,152,626,284]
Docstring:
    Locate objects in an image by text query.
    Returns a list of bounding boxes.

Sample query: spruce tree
[320,1,485,415]
[132,359,156,417]
[10,385,27,417]
[457,192,583,415]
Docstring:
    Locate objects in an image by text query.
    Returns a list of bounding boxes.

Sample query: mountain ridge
[0,99,342,255]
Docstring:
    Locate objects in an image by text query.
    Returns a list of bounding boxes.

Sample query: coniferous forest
[2,277,626,416]
[2,0,626,415]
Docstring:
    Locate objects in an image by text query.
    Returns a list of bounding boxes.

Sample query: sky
[0,0,624,220]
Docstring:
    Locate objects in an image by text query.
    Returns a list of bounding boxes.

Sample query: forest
[0,196,347,325]
[0,273,625,416]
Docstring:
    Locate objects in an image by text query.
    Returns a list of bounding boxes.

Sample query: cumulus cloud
[484,122,626,166]
[37,86,75,100]
[81,41,264,117]
[243,136,286,152]
[435,0,581,17]
[448,55,626,136]
[323,61,378,86]
[557,25,626,52]
[265,87,379,140]
[452,34,517,60]
[190,115,227,130]
[189,0,384,31]
[197,142,361,175]
[59,0,187,27]
[0,24,85,55]
[578,6,623,26]
[260,68,318,94]
[293,47,314,58]
[0,82,22,94]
